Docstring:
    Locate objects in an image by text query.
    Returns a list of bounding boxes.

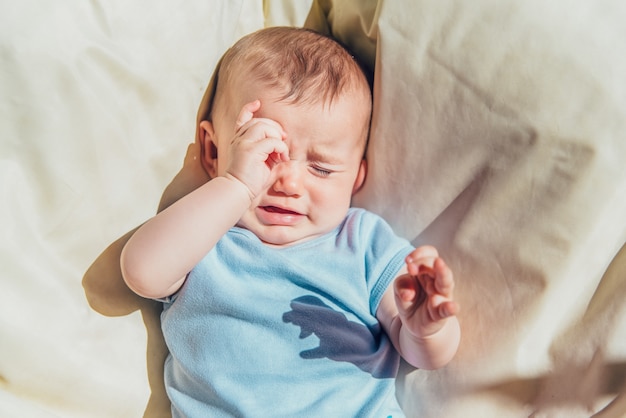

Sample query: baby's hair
[215,26,371,108]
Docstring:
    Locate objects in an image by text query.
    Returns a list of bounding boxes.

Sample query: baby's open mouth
[262,206,300,215]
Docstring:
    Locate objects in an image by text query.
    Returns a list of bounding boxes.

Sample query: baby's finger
[247,136,288,163]
[433,258,454,297]
[394,276,416,311]
[235,100,288,140]
[237,118,281,139]
[237,117,288,143]
[266,139,290,165]
[405,246,438,274]
[411,265,434,297]
[394,275,426,316]
[406,257,437,277]
[235,100,261,129]
[431,300,459,320]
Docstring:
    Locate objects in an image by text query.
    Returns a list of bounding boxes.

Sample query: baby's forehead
[223,54,370,103]
[221,77,368,117]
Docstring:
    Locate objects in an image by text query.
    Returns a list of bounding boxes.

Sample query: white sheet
[1,2,269,417]
[2,1,625,417]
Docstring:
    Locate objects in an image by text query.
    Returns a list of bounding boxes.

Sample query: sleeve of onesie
[356,210,415,315]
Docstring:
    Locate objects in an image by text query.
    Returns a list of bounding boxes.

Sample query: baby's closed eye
[310,164,333,177]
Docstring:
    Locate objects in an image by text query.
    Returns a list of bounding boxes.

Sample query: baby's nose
[272,161,302,196]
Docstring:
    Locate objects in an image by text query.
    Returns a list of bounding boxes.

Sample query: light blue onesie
[161,208,414,417]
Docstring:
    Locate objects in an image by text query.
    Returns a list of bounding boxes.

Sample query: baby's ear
[199,120,218,178]
[352,159,367,195]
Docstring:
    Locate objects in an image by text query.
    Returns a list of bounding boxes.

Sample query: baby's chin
[256,230,322,248]
[245,225,330,248]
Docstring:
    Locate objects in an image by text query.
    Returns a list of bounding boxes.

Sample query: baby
[121,26,460,417]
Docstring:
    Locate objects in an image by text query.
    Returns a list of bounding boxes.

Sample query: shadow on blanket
[82,227,171,418]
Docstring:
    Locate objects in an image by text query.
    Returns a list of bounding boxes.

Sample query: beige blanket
[2,1,624,417]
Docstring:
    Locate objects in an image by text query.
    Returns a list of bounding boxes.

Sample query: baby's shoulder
[345,207,388,228]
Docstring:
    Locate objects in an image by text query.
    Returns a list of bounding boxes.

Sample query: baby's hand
[224,100,289,198]
[394,246,459,339]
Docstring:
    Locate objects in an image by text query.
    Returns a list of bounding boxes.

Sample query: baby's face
[213,83,369,247]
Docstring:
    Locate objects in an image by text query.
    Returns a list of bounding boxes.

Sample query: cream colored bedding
[2,1,625,417]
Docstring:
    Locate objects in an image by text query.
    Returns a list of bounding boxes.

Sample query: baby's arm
[377,246,460,370]
[121,175,252,298]
[120,100,288,299]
